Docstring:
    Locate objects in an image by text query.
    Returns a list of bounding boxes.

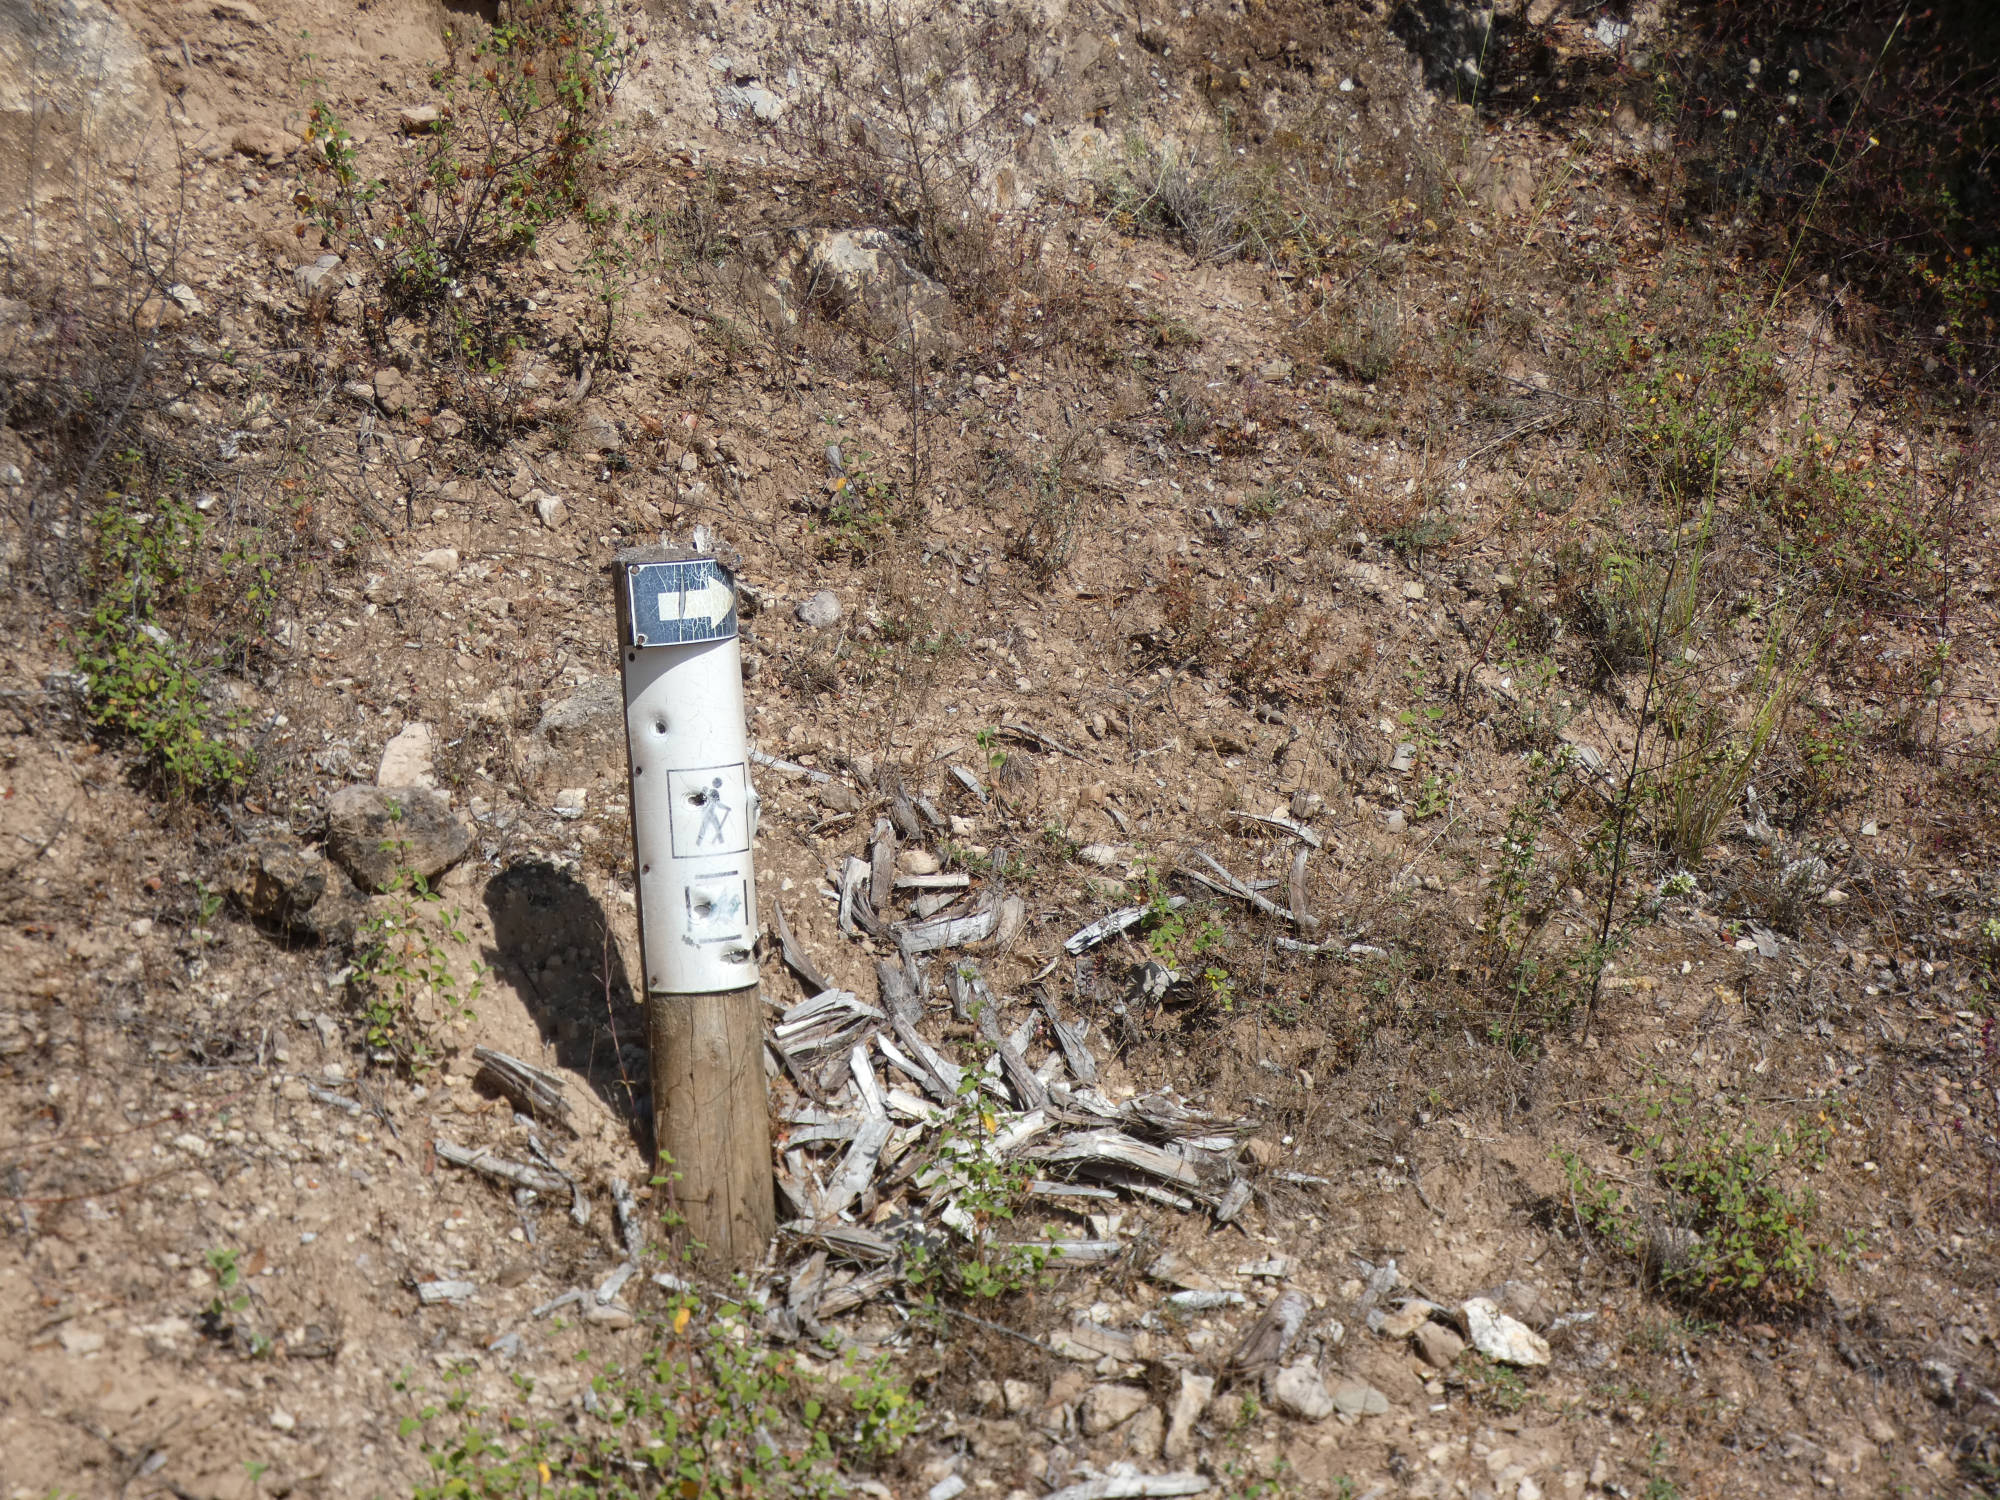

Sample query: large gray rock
[1164,1371,1212,1460]
[1081,1383,1152,1435]
[1463,1295,1552,1367]
[325,786,472,893]
[520,676,624,786]
[805,229,949,348]
[533,677,622,748]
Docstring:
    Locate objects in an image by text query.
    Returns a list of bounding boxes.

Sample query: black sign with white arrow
[627,558,738,647]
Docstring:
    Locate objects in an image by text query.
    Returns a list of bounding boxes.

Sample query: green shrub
[347,863,486,1071]
[400,1295,921,1498]
[1556,1088,1857,1309]
[295,0,631,360]
[73,484,272,797]
[905,1070,1053,1309]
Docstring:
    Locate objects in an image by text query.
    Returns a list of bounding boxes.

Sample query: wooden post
[613,546,774,1268]
[651,985,773,1265]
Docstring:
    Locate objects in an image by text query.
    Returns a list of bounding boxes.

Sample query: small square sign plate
[668,763,753,857]
[628,558,737,647]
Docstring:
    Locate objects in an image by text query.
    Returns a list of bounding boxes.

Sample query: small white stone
[796,590,843,628]
[270,1407,297,1431]
[1267,1363,1335,1420]
[1463,1296,1551,1366]
[377,722,438,789]
[553,788,588,819]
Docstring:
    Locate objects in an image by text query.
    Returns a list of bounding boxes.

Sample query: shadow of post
[482,859,649,1153]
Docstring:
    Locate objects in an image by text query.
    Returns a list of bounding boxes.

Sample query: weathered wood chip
[772,899,833,995]
[472,1046,573,1127]
[998,721,1086,761]
[1035,1128,1204,1190]
[1063,896,1184,955]
[870,820,898,917]
[435,1138,568,1195]
[893,898,997,954]
[749,747,832,784]
[1223,808,1323,848]
[814,1263,900,1318]
[1049,1320,1138,1361]
[1180,852,1308,928]
[1043,1475,1209,1500]
[818,1116,894,1221]
[1228,1287,1310,1371]
[1039,994,1099,1085]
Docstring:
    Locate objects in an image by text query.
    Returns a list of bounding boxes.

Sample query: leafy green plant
[1591,289,1776,509]
[1142,879,1234,1012]
[197,1246,270,1354]
[399,1289,920,1498]
[296,2,631,320]
[906,1072,1052,1310]
[973,727,1006,774]
[73,487,270,797]
[1556,1090,1857,1309]
[203,1247,249,1323]
[1458,1352,1527,1413]
[347,855,486,1071]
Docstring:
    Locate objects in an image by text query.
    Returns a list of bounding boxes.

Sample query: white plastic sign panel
[619,555,759,995]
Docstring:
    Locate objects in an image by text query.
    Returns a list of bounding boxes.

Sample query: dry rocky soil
[3,0,2000,1497]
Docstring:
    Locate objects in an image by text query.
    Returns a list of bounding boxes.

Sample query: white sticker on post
[668,764,752,856]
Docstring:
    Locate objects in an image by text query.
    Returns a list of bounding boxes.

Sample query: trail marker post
[613,545,773,1267]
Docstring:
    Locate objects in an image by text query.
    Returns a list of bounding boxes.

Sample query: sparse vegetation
[347,857,487,1071]
[74,486,267,796]
[400,1298,921,1498]
[1556,1089,1857,1310]
[7,0,2000,1492]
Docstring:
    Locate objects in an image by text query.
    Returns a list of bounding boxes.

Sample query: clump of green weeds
[1142,879,1235,1013]
[905,1071,1052,1309]
[197,1247,271,1355]
[1096,135,1249,263]
[74,480,274,797]
[347,853,486,1071]
[1457,1352,1527,1413]
[401,1294,921,1498]
[812,453,913,563]
[1759,428,1959,610]
[1554,1087,1857,1309]
[1587,285,1777,507]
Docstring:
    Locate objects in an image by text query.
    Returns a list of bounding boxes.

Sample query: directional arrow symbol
[661,571,734,630]
[629,559,738,647]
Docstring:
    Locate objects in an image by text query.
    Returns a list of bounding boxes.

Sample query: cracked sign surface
[627,558,738,647]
